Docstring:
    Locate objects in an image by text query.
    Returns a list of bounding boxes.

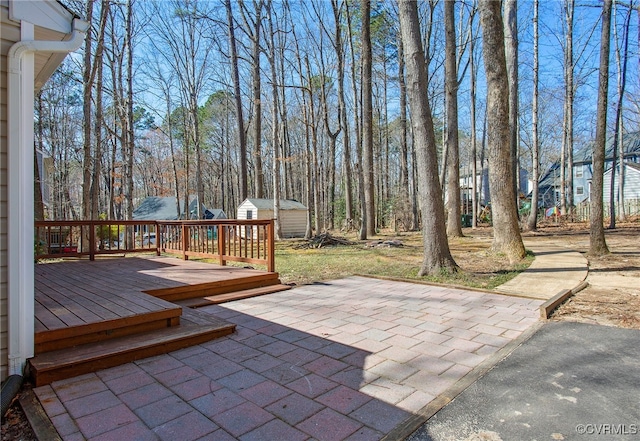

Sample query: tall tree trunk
[82,0,95,222]
[361,0,375,237]
[478,0,526,263]
[267,1,282,239]
[90,2,109,219]
[589,0,612,256]
[527,0,540,231]
[346,1,364,239]
[563,0,575,217]
[398,0,458,275]
[242,0,264,198]
[319,45,340,232]
[91,51,104,219]
[445,0,462,237]
[332,0,353,228]
[397,33,409,201]
[125,0,135,221]
[469,8,478,229]
[608,2,632,227]
[35,92,45,221]
[503,0,519,209]
[226,0,248,200]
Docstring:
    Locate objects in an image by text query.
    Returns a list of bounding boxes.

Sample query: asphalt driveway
[406,321,640,441]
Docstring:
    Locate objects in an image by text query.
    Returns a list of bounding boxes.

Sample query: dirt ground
[456,222,640,330]
[2,222,638,439]
[530,222,640,330]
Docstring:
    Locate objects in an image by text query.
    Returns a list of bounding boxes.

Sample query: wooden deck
[30,255,291,386]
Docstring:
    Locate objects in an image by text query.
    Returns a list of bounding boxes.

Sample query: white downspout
[7,18,88,376]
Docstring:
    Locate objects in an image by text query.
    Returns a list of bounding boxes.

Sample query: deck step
[28,310,235,387]
[145,273,282,302]
[35,306,183,354]
[175,284,293,308]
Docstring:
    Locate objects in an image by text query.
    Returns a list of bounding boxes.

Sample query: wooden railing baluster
[35,219,276,272]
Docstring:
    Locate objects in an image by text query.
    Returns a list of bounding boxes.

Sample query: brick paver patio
[35,276,543,441]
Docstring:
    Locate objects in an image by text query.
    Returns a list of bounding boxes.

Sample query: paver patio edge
[354,274,543,301]
[18,388,62,441]
[380,320,545,441]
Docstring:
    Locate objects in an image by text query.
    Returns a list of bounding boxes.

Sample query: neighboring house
[1,0,88,380]
[538,131,640,208]
[133,196,226,221]
[603,162,640,204]
[237,198,307,238]
[459,163,530,207]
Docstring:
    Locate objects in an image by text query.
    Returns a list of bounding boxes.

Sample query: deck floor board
[31,255,274,385]
[35,255,272,333]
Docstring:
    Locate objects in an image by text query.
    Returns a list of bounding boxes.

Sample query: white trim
[7,17,87,376]
[9,0,74,34]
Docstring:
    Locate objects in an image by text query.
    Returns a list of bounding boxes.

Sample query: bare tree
[397,28,411,226]
[362,0,375,237]
[331,0,354,228]
[266,0,282,239]
[478,0,525,263]
[444,0,462,237]
[503,0,519,208]
[125,0,135,220]
[239,0,265,198]
[608,0,633,227]
[397,0,458,276]
[82,0,110,221]
[560,0,575,217]
[468,1,479,228]
[226,0,248,200]
[527,0,540,231]
[589,0,612,256]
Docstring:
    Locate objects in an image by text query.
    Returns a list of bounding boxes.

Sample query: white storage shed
[237,198,308,238]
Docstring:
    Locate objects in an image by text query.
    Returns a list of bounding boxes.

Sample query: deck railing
[35,219,275,272]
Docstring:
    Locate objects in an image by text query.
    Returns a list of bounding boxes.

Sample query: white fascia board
[9,0,74,34]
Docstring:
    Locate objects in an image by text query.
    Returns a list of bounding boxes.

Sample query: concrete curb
[381,321,545,441]
[539,280,590,319]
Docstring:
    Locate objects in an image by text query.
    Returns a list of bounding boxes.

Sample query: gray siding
[603,167,640,203]
[279,210,307,238]
[1,0,20,381]
[237,200,307,238]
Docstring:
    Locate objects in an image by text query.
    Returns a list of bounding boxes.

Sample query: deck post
[89,221,95,261]
[267,220,275,273]
[218,225,226,266]
[181,223,189,260]
[155,222,161,256]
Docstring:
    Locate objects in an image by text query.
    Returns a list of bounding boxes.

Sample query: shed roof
[243,198,307,210]
[133,197,183,220]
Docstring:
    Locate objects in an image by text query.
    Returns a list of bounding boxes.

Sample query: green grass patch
[274,233,534,290]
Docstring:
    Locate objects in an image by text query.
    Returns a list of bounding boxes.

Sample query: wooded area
[35,0,639,268]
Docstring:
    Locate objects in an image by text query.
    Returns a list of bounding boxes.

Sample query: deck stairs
[145,272,292,308]
[29,271,290,386]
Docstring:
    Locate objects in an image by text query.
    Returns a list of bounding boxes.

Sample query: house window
[575,165,583,178]
[246,209,253,220]
[576,187,584,195]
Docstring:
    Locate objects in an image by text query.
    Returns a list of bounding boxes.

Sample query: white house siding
[603,165,640,203]
[1,0,21,381]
